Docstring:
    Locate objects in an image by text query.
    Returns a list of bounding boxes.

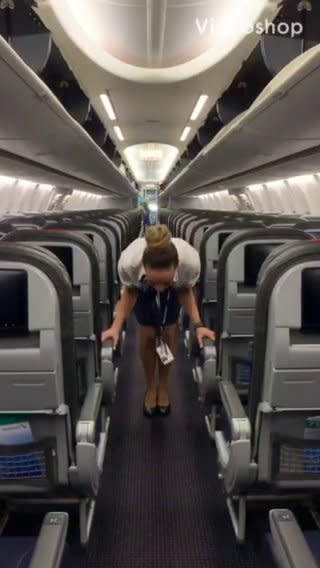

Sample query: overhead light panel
[180,126,191,142]
[287,174,315,184]
[39,184,54,191]
[124,143,178,184]
[139,146,163,161]
[100,93,116,121]
[265,180,285,188]
[17,179,36,188]
[114,126,124,141]
[0,175,15,184]
[247,184,263,191]
[190,95,209,121]
[247,174,318,189]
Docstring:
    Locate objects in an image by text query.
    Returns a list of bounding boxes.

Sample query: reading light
[100,93,116,121]
[180,126,191,142]
[190,95,209,121]
[114,126,124,141]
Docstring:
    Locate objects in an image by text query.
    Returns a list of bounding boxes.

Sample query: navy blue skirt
[134,286,181,327]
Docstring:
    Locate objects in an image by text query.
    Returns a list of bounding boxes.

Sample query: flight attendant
[102,225,214,416]
[142,201,151,230]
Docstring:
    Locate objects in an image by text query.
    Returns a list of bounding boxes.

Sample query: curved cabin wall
[244,175,320,216]
[171,174,320,217]
[0,177,57,215]
[0,177,132,215]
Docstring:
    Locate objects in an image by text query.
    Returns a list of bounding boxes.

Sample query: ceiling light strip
[180,126,191,142]
[190,95,209,121]
[100,93,116,121]
[114,126,125,141]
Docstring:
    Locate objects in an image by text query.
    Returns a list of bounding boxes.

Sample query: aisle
[84,319,271,568]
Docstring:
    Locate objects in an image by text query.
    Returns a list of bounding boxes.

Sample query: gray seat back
[199,222,256,328]
[0,243,78,492]
[216,228,312,387]
[184,217,202,242]
[180,215,198,240]
[3,229,101,379]
[190,220,212,250]
[249,241,320,489]
[178,215,194,239]
[175,213,193,237]
[45,222,112,312]
[109,216,125,248]
[200,222,257,301]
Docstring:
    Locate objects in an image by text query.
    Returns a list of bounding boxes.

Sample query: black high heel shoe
[143,393,158,417]
[158,403,171,416]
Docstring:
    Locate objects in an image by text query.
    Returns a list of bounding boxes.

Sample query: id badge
[156,338,175,366]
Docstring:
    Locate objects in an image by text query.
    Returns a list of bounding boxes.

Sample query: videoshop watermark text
[196,18,304,38]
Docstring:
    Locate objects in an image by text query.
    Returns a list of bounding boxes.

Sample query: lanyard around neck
[155,289,171,329]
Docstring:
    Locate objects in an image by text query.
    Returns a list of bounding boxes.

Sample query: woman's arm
[102,286,138,345]
[179,287,215,346]
[178,287,202,324]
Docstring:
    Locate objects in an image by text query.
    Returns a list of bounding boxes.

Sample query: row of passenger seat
[0,207,142,558]
[162,208,320,557]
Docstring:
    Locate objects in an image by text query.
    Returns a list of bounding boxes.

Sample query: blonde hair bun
[145,225,172,250]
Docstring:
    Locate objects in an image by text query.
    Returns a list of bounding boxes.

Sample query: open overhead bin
[0,36,136,196]
[162,43,320,199]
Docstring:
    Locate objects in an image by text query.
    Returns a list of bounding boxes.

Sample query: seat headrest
[257,241,310,287]
[215,228,312,335]
[2,228,99,256]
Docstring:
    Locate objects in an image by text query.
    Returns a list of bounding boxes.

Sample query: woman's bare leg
[158,323,179,407]
[138,324,157,408]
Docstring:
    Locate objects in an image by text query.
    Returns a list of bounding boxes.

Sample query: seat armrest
[270,509,318,568]
[202,337,216,354]
[76,383,103,443]
[190,336,215,358]
[101,339,114,360]
[101,339,117,402]
[201,338,216,367]
[216,382,252,490]
[29,512,69,568]
[219,381,251,440]
[200,338,217,403]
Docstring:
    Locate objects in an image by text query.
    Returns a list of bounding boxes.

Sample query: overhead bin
[162,43,320,199]
[0,0,51,74]
[41,43,92,125]
[0,35,136,197]
[216,44,271,126]
[83,107,108,147]
[0,4,92,125]
[0,2,92,125]
[166,1,320,169]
